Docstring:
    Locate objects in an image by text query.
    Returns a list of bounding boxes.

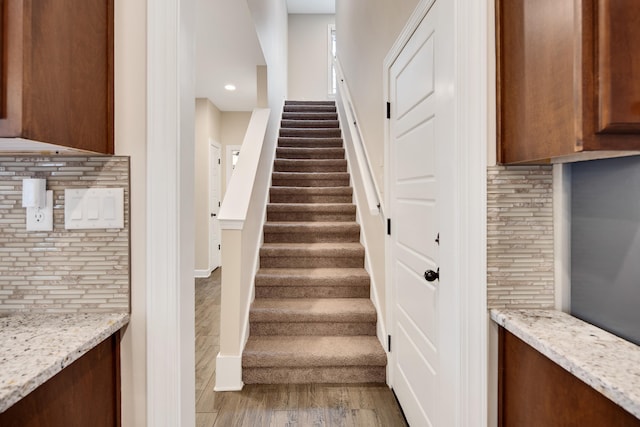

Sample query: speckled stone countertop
[491,309,640,419]
[0,312,129,413]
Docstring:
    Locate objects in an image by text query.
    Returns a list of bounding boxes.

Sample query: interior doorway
[210,141,222,270]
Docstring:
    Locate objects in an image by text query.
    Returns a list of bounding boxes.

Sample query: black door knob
[211,213,217,217]
[424,268,439,282]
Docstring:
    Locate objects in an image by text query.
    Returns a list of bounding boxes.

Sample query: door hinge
[386,102,391,119]
[387,218,391,235]
[388,335,392,352]
[218,244,221,250]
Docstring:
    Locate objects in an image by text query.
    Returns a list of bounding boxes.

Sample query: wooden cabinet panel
[597,0,640,134]
[498,328,640,426]
[0,0,114,154]
[497,0,640,164]
[0,332,121,427]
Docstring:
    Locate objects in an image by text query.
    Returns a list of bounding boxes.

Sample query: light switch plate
[26,190,53,231]
[64,188,124,230]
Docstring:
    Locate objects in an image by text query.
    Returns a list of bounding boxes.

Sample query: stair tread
[250,298,376,322]
[264,221,359,229]
[274,159,347,164]
[262,242,362,249]
[281,120,340,128]
[270,187,352,193]
[285,100,336,105]
[257,267,369,277]
[268,203,354,210]
[243,336,386,367]
[272,172,349,177]
[281,113,338,120]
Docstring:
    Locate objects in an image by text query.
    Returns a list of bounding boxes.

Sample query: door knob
[424,268,439,282]
[211,213,217,217]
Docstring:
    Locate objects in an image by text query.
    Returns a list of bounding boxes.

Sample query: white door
[388,1,457,425]
[210,142,221,270]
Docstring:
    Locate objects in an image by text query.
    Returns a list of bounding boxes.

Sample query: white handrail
[335,58,384,218]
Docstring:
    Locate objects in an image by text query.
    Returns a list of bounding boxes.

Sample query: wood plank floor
[195,269,408,427]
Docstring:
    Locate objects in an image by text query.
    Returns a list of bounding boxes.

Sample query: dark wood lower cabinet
[0,332,121,427]
[498,327,640,426]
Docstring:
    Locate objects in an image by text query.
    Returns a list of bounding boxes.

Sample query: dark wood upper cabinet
[0,0,114,154]
[497,0,640,164]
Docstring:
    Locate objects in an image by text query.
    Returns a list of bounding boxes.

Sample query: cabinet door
[596,0,640,134]
[25,0,114,153]
[499,328,640,426]
[0,0,24,136]
[0,0,114,154]
[496,0,579,164]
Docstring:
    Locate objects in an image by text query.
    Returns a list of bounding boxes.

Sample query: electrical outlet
[26,190,53,231]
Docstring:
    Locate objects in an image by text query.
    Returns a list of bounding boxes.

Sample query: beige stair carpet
[242,100,387,384]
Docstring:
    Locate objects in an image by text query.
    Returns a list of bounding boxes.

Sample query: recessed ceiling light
[224,84,236,91]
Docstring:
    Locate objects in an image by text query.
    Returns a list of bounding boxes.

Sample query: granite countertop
[491,309,640,419]
[0,312,129,413]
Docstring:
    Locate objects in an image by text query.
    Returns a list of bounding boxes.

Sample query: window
[328,24,336,96]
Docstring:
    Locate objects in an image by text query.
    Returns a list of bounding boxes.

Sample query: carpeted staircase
[242,100,387,384]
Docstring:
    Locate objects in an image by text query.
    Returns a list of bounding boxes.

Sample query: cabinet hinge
[218,158,221,164]
[387,218,391,236]
[218,244,221,250]
[388,335,392,352]
[386,102,391,119]
[218,201,221,207]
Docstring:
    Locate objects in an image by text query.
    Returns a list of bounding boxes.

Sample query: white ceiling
[195,0,335,112]
[195,0,265,112]
[286,0,335,14]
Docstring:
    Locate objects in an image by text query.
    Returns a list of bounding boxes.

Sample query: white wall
[195,98,222,273]
[288,14,335,100]
[335,0,420,193]
[221,111,252,195]
[114,0,147,425]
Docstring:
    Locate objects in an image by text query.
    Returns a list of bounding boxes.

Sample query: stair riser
[280,129,341,138]
[272,179,350,188]
[283,106,337,113]
[276,149,345,159]
[278,138,343,148]
[285,100,336,106]
[281,120,340,129]
[267,213,356,222]
[281,113,338,120]
[242,367,386,384]
[264,231,360,243]
[255,286,370,299]
[269,194,352,204]
[274,161,347,173]
[250,322,376,336]
[260,256,364,268]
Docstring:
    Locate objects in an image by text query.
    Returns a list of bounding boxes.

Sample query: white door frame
[209,140,222,272]
[146,0,196,425]
[383,0,489,424]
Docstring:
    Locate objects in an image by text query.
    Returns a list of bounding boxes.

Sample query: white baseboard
[214,353,243,391]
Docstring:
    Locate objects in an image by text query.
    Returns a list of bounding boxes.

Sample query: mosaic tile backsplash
[487,165,555,309]
[0,156,130,313]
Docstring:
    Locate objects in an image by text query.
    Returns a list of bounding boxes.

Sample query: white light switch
[87,197,100,219]
[103,197,116,220]
[64,188,124,230]
[70,197,83,220]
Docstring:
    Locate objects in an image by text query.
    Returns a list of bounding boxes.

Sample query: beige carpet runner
[242,100,387,384]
